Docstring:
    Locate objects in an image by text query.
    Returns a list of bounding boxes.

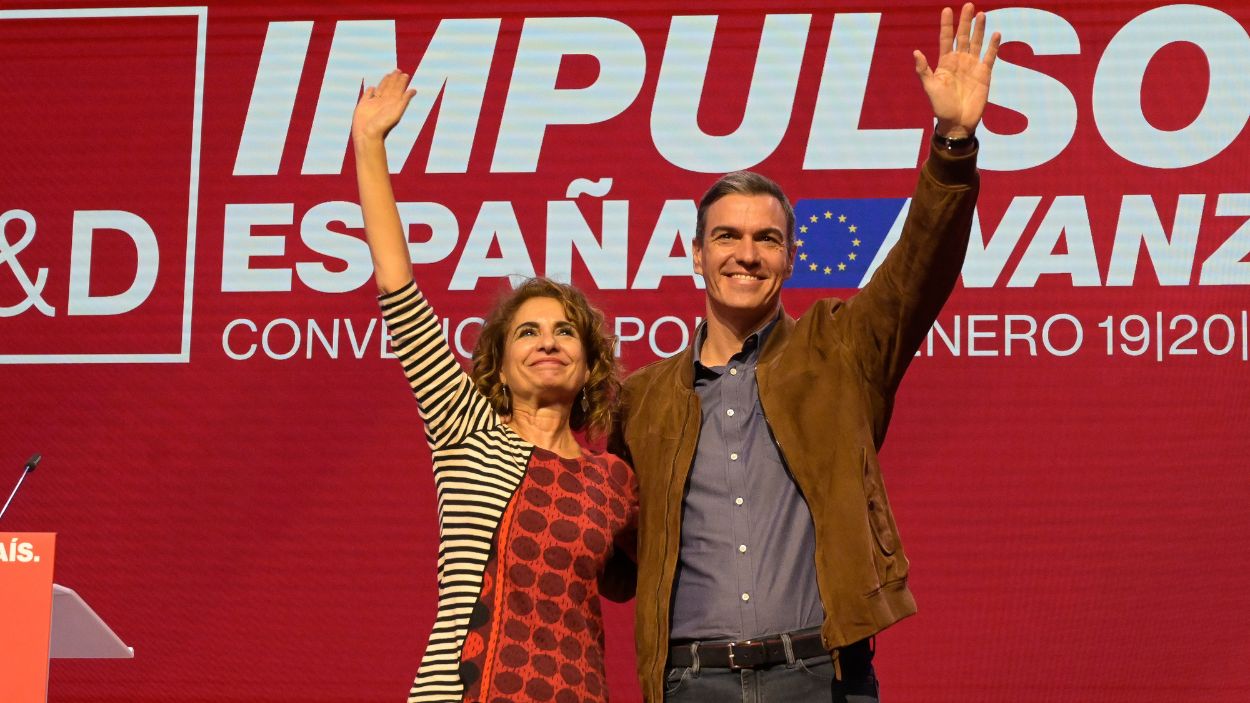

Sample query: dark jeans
[663,639,879,703]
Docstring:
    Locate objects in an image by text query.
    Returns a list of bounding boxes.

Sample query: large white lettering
[978,9,1080,172]
[449,201,535,289]
[237,9,1250,176]
[963,196,1043,287]
[804,13,923,170]
[67,210,159,316]
[492,17,645,172]
[653,14,809,172]
[302,21,398,174]
[1093,5,1250,168]
[1007,196,1101,287]
[1199,194,1250,285]
[1107,194,1203,286]
[234,22,314,176]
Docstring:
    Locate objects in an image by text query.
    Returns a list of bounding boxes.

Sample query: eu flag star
[838,262,847,271]
[848,224,858,233]
[799,252,808,260]
[809,262,818,271]
[809,215,818,223]
[838,214,847,223]
[823,266,832,274]
[848,252,857,261]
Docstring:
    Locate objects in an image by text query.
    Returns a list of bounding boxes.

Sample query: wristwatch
[933,131,977,152]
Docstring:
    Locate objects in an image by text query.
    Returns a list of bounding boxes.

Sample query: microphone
[0,453,42,522]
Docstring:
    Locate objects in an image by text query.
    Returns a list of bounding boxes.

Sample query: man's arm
[607,378,635,465]
[842,4,1000,406]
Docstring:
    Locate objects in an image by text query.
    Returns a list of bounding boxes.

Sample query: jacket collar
[672,307,798,390]
[758,307,796,367]
[692,312,781,369]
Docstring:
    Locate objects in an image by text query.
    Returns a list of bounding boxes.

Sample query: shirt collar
[692,310,782,371]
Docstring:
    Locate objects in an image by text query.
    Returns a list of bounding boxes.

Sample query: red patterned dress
[460,448,637,702]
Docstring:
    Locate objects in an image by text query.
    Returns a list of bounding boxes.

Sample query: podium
[1,533,132,702]
[51,584,135,659]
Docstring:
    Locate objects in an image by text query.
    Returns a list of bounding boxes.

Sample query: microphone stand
[0,454,41,522]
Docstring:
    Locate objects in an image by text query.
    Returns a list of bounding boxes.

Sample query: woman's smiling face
[499,296,589,407]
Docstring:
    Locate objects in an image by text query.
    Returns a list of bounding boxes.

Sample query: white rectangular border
[0,6,206,364]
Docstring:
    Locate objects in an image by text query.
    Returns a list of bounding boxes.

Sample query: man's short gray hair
[695,170,795,248]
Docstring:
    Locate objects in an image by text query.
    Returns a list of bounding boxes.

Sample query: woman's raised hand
[352,69,417,143]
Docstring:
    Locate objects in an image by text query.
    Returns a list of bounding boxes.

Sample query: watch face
[935,133,976,150]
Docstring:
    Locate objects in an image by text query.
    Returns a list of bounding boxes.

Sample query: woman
[353,70,638,703]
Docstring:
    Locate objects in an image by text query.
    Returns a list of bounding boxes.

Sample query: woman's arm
[380,283,499,450]
[358,71,500,448]
[352,69,417,295]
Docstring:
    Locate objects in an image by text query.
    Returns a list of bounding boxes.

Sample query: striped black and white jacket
[380,281,536,703]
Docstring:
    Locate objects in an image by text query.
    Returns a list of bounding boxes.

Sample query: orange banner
[0,533,56,703]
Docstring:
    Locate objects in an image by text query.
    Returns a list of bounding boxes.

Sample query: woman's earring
[579,388,589,414]
[501,384,511,414]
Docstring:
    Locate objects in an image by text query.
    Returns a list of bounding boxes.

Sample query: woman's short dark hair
[471,278,620,438]
[695,170,795,247]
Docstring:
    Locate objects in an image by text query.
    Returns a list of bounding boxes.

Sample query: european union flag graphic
[786,198,909,289]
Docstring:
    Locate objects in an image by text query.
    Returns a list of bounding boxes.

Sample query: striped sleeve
[408,428,531,702]
[379,281,499,450]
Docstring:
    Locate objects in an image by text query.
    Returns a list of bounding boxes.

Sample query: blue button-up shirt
[669,316,825,641]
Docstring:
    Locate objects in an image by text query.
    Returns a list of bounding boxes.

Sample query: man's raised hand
[913,3,1001,139]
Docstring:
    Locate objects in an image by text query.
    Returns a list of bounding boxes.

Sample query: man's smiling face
[694,192,795,327]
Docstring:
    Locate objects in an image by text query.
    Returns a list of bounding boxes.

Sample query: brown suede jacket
[609,146,980,701]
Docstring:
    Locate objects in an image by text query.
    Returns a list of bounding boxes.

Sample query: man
[611,4,1000,701]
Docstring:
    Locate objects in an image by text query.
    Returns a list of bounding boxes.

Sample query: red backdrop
[3,1,1249,701]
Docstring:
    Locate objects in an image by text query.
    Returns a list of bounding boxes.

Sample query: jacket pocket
[862,447,899,556]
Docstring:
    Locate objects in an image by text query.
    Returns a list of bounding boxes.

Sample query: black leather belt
[667,630,865,671]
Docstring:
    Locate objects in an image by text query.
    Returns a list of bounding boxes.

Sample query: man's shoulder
[623,351,687,390]
[783,297,851,343]
[616,353,690,437]
[796,297,846,321]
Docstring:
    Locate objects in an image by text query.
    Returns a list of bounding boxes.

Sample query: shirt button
[729,368,738,376]
[735,497,744,505]
[741,593,750,601]
[726,409,735,417]
[738,544,747,553]
[730,452,739,461]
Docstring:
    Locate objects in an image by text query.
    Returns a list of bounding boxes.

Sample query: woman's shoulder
[431,422,529,454]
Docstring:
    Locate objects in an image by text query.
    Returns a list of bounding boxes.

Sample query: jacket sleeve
[606,377,635,465]
[838,145,979,421]
[379,281,499,451]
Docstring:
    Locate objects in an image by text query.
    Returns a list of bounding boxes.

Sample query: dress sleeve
[599,455,639,603]
[378,280,499,450]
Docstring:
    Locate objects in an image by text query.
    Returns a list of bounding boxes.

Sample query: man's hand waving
[913,3,1001,139]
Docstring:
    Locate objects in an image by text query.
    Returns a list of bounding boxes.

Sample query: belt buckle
[726,640,751,670]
